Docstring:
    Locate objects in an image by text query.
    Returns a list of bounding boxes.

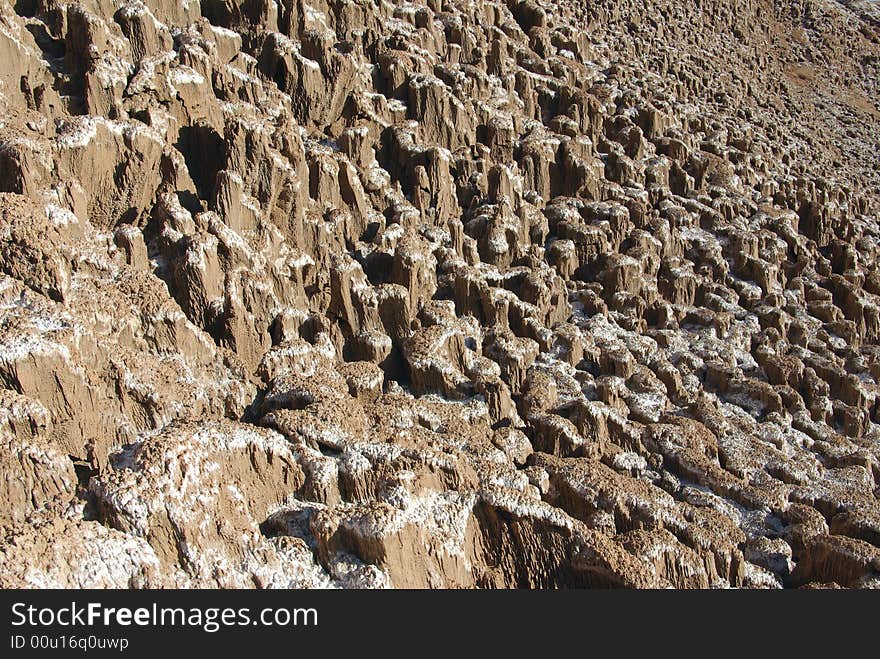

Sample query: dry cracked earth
[1,0,880,589]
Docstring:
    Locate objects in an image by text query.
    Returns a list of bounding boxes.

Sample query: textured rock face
[1,0,880,589]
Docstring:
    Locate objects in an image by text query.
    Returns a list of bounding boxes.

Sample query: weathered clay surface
[1,0,880,588]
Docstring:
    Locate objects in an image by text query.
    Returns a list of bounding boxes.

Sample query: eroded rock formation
[1,0,880,588]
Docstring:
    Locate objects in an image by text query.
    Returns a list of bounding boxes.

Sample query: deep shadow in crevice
[174,123,226,202]
[70,456,99,521]
[13,0,38,17]
[25,23,65,60]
